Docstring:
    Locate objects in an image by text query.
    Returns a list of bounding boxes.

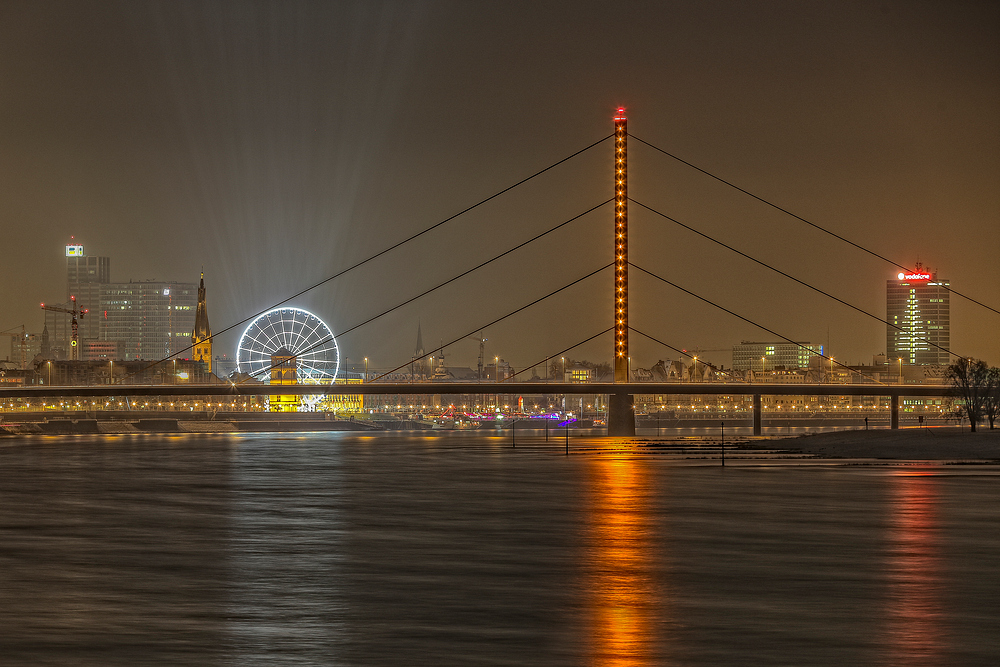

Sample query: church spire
[192,270,212,373]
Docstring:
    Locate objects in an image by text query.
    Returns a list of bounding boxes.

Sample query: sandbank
[768,426,1000,461]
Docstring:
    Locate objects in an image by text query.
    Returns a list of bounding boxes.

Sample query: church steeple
[192,271,212,372]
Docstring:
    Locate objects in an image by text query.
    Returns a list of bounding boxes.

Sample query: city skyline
[2,2,997,371]
[12,237,973,376]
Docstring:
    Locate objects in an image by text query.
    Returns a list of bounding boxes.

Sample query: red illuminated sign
[897,272,931,281]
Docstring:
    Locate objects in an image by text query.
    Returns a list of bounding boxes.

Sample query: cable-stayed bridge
[5,108,990,435]
[5,382,954,434]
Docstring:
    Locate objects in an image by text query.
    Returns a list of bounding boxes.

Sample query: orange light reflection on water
[586,458,662,666]
[884,470,944,665]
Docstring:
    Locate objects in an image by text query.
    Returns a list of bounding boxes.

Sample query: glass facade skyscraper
[100,281,197,360]
[886,264,950,366]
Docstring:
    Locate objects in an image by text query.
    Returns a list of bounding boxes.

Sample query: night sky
[1,1,997,372]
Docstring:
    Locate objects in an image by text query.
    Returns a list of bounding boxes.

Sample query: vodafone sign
[897,272,931,281]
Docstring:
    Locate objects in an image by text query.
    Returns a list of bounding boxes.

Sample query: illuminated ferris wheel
[236,307,340,384]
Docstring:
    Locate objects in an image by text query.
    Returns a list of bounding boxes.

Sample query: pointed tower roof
[193,271,211,339]
[415,321,424,358]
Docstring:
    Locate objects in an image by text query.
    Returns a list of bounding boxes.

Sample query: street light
[364,357,369,383]
[898,357,903,385]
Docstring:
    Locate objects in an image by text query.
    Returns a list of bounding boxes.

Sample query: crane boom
[41,296,87,361]
[466,333,487,382]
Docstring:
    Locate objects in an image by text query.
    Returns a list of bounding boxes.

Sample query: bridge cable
[631,198,961,361]
[631,262,885,384]
[239,201,612,383]
[116,134,613,384]
[237,263,613,388]
[632,135,1000,317]
[628,326,748,383]
[508,327,615,382]
[369,264,614,383]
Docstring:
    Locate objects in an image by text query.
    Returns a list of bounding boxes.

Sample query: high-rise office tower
[65,241,110,342]
[101,280,197,360]
[886,263,950,366]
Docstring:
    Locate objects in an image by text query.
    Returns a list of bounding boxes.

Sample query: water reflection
[884,470,943,665]
[586,458,663,666]
[223,438,347,663]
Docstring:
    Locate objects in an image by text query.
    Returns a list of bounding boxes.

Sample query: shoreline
[758,427,1000,461]
[2,421,998,462]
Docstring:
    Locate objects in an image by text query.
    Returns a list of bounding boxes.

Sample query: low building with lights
[732,341,823,372]
[269,347,301,412]
[322,378,364,414]
[30,358,215,386]
[81,340,122,361]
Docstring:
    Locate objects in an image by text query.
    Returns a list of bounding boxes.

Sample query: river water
[1,432,997,666]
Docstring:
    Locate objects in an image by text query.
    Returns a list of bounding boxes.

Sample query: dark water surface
[1,432,997,666]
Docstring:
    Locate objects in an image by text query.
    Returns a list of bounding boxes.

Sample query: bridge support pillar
[890,394,899,430]
[753,394,762,436]
[608,392,635,436]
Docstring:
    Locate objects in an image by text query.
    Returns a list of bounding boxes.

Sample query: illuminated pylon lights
[614,107,629,383]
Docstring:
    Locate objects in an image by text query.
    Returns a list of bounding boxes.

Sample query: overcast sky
[1,0,997,371]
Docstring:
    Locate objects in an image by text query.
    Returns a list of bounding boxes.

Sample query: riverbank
[768,426,1000,460]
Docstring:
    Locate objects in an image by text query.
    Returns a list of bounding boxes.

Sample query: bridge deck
[0,382,953,399]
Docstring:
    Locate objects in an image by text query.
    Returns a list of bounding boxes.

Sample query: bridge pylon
[608,107,635,436]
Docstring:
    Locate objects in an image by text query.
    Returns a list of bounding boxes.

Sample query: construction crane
[467,333,487,382]
[41,296,87,361]
[0,325,27,370]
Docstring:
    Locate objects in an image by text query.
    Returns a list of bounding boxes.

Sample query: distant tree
[587,361,613,381]
[946,358,992,432]
[982,366,1000,430]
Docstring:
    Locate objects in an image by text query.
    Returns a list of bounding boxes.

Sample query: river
[1,432,997,665]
